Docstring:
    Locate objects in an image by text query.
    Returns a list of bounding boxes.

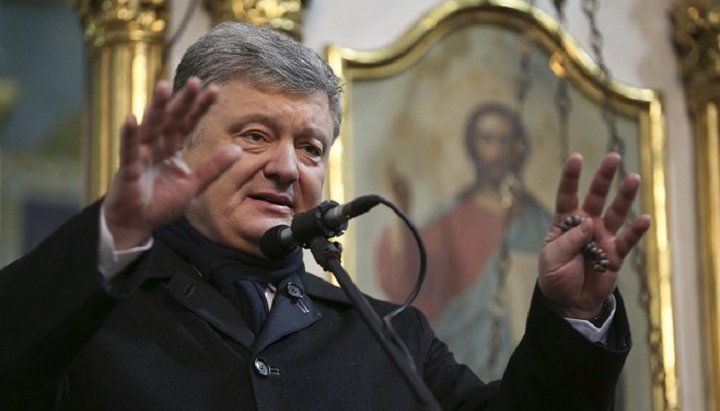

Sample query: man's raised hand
[538,152,652,320]
[102,77,240,250]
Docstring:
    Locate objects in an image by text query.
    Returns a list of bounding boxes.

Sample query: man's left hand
[538,152,651,320]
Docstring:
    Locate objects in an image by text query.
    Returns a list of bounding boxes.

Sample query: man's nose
[264,142,299,184]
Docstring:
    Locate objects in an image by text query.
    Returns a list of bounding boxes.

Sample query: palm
[145,158,198,221]
[121,151,198,225]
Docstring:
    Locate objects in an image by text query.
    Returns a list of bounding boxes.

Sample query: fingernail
[228,145,242,157]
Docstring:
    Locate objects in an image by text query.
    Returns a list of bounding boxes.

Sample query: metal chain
[582,0,624,158]
[515,0,538,116]
[486,234,511,376]
[485,0,539,375]
[582,0,648,314]
[553,0,571,163]
[485,175,521,375]
[582,1,664,406]
[516,35,533,117]
[554,80,571,163]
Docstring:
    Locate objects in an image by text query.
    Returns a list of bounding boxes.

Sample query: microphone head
[260,225,298,260]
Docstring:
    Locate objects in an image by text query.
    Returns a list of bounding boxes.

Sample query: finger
[554,153,583,215]
[615,214,651,259]
[191,145,242,193]
[603,173,641,234]
[581,152,621,217]
[544,218,595,269]
[119,114,139,166]
[161,77,203,156]
[176,83,219,146]
[182,85,218,133]
[138,81,173,163]
[118,115,142,180]
[138,81,172,144]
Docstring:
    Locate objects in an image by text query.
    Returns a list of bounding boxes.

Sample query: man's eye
[243,132,265,142]
[302,144,322,157]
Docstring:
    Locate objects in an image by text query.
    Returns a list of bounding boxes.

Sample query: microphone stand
[307,236,442,411]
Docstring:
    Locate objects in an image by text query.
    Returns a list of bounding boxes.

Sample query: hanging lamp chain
[582,0,625,161]
[554,80,571,163]
[516,35,533,116]
[552,0,571,163]
[515,0,538,115]
[487,0,541,373]
[582,0,661,399]
[486,233,511,377]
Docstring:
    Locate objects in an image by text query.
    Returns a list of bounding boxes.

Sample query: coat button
[182,282,196,297]
[254,358,270,377]
[286,282,304,299]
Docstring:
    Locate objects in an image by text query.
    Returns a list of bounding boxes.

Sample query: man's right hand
[102,77,241,250]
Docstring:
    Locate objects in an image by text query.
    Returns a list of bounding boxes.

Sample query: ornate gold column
[72,0,169,202]
[204,0,307,41]
[673,1,720,409]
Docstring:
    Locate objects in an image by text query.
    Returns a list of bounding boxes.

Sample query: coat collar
[144,241,336,353]
[299,271,351,305]
[145,239,354,305]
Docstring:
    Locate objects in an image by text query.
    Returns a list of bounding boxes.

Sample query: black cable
[372,196,427,321]
[312,235,441,411]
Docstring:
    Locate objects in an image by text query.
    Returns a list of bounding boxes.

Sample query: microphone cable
[369,195,431,383]
[373,195,427,322]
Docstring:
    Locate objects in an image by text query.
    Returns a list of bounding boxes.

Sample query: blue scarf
[156,218,304,336]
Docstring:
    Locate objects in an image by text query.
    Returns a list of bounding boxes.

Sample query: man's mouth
[248,193,294,209]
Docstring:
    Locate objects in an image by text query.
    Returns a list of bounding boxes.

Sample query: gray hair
[174,22,343,138]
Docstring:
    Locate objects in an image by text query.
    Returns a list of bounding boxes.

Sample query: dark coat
[0,203,631,410]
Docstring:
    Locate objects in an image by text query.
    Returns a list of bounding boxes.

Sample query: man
[0,22,650,410]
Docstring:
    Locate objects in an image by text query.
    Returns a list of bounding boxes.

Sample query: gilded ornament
[204,0,307,41]
[672,0,720,107]
[71,0,168,47]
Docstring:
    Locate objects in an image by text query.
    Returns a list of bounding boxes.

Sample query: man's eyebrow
[229,113,331,144]
[227,113,280,132]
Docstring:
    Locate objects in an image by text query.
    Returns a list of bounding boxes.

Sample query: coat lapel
[254,273,322,353]
[301,272,352,304]
[167,272,256,349]
[148,242,256,350]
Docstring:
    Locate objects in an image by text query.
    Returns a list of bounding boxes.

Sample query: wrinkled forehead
[220,74,339,138]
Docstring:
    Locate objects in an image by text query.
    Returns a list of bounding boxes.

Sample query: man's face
[472,113,515,184]
[183,79,334,257]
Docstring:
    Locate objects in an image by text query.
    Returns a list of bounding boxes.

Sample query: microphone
[260,194,381,259]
